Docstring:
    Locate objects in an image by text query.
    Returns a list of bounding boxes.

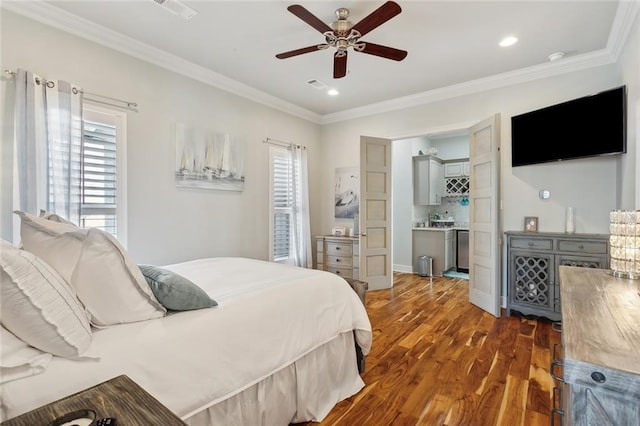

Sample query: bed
[0,213,372,425]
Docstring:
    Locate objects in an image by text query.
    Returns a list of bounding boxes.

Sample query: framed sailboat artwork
[174,122,245,191]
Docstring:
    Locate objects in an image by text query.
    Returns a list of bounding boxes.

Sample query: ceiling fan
[275,1,408,79]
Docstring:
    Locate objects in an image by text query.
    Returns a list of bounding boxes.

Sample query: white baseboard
[393,264,414,273]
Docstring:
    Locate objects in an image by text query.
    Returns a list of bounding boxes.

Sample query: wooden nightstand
[1,375,186,426]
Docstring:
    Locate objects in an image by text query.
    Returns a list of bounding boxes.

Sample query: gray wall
[0,11,322,265]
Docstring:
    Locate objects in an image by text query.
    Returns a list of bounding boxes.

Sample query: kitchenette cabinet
[413,155,444,205]
[413,228,455,276]
[444,159,470,196]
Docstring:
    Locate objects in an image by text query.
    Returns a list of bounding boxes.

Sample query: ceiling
[5,1,634,122]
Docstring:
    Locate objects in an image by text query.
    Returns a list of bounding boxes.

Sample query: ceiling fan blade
[359,42,407,61]
[334,52,348,79]
[276,45,323,59]
[351,1,402,37]
[287,5,333,35]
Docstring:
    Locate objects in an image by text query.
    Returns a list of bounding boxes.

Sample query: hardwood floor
[319,272,561,425]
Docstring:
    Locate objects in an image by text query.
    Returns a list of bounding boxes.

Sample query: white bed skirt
[184,332,363,426]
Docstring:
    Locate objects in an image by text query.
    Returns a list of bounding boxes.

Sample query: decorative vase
[565,207,575,234]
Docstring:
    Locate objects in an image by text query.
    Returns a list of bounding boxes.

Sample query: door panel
[360,136,392,290]
[468,114,501,317]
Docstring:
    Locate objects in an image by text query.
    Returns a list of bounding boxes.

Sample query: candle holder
[609,210,640,279]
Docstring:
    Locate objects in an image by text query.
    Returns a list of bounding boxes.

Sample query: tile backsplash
[413,196,469,227]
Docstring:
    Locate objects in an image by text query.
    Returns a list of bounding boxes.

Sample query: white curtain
[14,69,83,224]
[288,145,312,268]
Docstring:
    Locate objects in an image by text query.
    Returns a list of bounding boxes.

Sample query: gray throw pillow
[138,265,217,311]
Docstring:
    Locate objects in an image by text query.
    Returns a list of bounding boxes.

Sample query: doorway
[391,129,471,275]
[386,115,501,317]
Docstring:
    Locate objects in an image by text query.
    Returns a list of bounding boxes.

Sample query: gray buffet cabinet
[505,231,609,321]
[552,267,640,425]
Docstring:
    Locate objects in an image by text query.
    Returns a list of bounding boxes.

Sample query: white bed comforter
[0,258,372,421]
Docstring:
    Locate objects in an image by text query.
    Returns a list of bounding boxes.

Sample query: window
[80,106,127,245]
[269,146,297,263]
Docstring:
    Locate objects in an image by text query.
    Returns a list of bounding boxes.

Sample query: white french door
[359,136,393,290]
[468,114,501,316]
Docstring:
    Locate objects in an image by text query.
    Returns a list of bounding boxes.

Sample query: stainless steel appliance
[457,230,469,272]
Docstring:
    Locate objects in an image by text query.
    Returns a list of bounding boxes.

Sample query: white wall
[391,139,414,272]
[320,66,626,239]
[618,13,639,210]
[0,11,322,265]
[429,135,469,160]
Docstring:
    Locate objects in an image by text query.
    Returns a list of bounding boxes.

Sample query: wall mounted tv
[511,86,626,167]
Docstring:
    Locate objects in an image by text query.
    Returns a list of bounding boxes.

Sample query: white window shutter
[80,118,118,235]
[271,149,295,262]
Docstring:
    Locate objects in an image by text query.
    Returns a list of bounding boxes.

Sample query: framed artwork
[524,216,538,232]
[174,122,245,191]
[335,167,359,218]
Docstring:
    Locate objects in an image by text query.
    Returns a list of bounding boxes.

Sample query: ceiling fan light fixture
[276,2,406,79]
[327,89,340,96]
[499,36,518,47]
[331,8,352,35]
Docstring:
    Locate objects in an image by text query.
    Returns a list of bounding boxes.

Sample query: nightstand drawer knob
[528,242,534,246]
[591,371,606,383]
[578,244,584,249]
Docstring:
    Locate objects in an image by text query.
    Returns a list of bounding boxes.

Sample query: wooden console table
[551,267,640,425]
[1,375,186,426]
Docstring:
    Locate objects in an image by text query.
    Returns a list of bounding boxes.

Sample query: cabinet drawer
[327,255,353,268]
[565,361,640,401]
[510,237,553,250]
[557,240,608,254]
[326,267,353,277]
[326,243,353,256]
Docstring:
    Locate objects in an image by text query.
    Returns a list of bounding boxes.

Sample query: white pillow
[0,240,92,358]
[13,211,86,286]
[38,209,76,225]
[14,211,166,326]
[72,228,166,326]
[0,326,53,384]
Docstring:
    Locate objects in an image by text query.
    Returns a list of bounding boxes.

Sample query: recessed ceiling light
[328,89,339,96]
[499,36,518,47]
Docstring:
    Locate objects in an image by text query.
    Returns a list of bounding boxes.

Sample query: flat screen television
[511,86,626,167]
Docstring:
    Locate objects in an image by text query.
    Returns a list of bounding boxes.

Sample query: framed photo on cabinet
[524,216,538,232]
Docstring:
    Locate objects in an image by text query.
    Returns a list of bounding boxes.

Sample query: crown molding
[607,0,639,60]
[321,1,638,124]
[3,1,636,127]
[320,49,615,124]
[1,1,322,124]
